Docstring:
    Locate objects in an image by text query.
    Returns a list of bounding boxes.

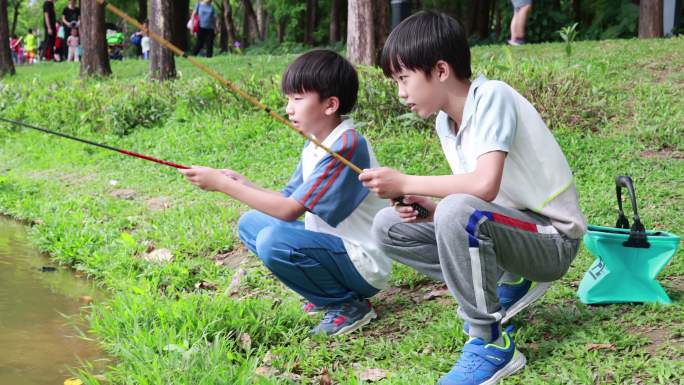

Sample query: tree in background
[171,0,189,51]
[329,0,343,44]
[81,0,111,78]
[138,0,146,21]
[8,0,20,35]
[639,0,663,38]
[346,0,373,65]
[149,0,175,80]
[241,0,259,46]
[0,0,15,77]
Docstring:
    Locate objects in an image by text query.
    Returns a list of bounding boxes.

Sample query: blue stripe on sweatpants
[237,210,378,306]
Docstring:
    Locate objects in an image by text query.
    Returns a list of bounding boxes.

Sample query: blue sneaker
[499,279,552,324]
[302,302,326,316]
[463,279,552,334]
[438,329,526,385]
[311,299,376,336]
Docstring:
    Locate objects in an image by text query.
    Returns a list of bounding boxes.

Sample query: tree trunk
[255,0,268,40]
[171,0,189,51]
[277,17,286,42]
[241,0,259,46]
[639,0,663,38]
[304,0,318,45]
[150,0,176,81]
[476,0,491,39]
[138,0,147,21]
[218,3,228,52]
[223,0,237,47]
[347,0,373,65]
[80,0,111,78]
[373,0,389,61]
[0,0,15,77]
[9,0,19,36]
[329,0,341,43]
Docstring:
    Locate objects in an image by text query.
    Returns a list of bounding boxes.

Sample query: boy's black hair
[281,49,358,115]
[28,28,33,33]
[380,10,471,80]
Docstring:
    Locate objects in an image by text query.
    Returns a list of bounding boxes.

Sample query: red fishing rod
[0,117,189,169]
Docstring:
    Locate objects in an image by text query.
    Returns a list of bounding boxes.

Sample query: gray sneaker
[311,299,377,336]
[302,302,326,316]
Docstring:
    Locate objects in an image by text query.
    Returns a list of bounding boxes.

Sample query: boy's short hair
[28,28,33,33]
[380,10,472,80]
[282,49,358,115]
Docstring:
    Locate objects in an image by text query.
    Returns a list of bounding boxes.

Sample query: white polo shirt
[435,75,587,239]
[282,119,392,289]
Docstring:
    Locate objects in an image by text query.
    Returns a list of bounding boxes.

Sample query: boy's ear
[323,96,341,116]
[434,60,451,82]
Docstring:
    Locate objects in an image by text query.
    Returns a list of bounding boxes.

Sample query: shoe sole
[480,349,526,385]
[502,282,552,324]
[329,308,377,337]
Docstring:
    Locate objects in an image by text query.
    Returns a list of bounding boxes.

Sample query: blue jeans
[237,210,378,306]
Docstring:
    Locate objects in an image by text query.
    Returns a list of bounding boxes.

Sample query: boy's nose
[397,85,408,99]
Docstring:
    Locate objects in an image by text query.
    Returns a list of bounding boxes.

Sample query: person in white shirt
[361,11,586,385]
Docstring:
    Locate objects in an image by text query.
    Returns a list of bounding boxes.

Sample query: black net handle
[615,176,650,248]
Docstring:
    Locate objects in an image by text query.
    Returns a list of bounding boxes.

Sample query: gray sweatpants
[372,194,579,341]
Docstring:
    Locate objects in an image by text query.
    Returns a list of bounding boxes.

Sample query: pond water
[0,216,108,385]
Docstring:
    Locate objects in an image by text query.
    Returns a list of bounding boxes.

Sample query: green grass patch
[1,37,682,384]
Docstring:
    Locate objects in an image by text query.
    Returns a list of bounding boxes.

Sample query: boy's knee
[255,225,288,268]
[434,194,481,227]
[372,207,400,245]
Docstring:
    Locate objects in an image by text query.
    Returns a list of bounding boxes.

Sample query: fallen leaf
[423,287,449,300]
[262,350,275,365]
[142,248,173,263]
[64,378,83,385]
[255,365,278,377]
[79,296,93,304]
[145,241,156,253]
[587,343,616,351]
[319,367,332,385]
[226,268,246,295]
[194,281,217,291]
[360,368,388,382]
[239,332,252,351]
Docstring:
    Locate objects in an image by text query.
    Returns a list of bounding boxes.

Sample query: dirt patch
[213,244,252,268]
[27,170,99,185]
[110,188,137,200]
[363,282,456,339]
[629,323,684,358]
[640,147,684,159]
[146,196,172,210]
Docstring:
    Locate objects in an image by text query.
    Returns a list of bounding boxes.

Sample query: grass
[0,37,683,384]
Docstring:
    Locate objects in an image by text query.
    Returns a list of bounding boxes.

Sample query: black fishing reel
[393,196,429,218]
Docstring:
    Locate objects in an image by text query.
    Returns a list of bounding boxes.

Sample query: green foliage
[0,38,682,384]
[559,23,579,57]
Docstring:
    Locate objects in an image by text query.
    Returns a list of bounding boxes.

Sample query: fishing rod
[0,117,189,169]
[92,1,429,217]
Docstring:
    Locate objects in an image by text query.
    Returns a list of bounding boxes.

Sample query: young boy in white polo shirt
[359,11,586,385]
[180,49,390,336]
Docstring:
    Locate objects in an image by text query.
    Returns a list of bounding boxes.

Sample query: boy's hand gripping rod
[94,0,428,218]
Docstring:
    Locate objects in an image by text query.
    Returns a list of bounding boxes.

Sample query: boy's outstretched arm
[180,166,306,221]
[360,151,506,202]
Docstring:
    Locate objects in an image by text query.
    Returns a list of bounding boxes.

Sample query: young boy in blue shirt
[180,49,391,336]
[360,11,586,385]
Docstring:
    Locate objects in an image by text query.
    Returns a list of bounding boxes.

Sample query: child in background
[24,29,37,64]
[141,31,150,60]
[67,28,79,62]
[9,35,21,64]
